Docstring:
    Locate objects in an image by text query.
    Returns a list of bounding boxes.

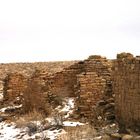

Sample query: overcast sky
[0,0,140,62]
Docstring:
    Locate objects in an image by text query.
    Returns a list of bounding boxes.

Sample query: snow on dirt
[0,122,23,140]
[0,97,86,139]
[58,98,75,118]
[0,121,65,140]
[0,104,22,112]
[63,121,84,126]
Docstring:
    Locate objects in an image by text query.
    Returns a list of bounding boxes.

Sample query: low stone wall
[4,73,28,105]
[0,61,78,105]
[0,56,113,120]
[26,61,85,100]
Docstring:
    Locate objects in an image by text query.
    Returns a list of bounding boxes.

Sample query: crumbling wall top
[88,55,106,60]
[117,52,134,60]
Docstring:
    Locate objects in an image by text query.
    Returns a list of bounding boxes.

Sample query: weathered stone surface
[0,116,6,122]
[134,136,140,140]
[122,135,133,140]
[76,56,113,119]
[102,135,111,140]
[112,53,140,132]
[106,114,115,121]
[117,52,133,59]
[4,73,28,105]
[111,133,122,140]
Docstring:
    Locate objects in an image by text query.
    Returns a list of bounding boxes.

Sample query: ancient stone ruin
[113,53,140,132]
[0,52,139,135]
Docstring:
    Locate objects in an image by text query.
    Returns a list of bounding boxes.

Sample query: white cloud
[0,0,140,62]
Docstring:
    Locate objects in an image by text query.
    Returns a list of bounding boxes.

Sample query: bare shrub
[15,109,45,128]
[22,75,51,116]
[48,94,63,108]
[51,111,63,128]
[58,125,97,140]
[91,105,105,128]
[26,122,38,136]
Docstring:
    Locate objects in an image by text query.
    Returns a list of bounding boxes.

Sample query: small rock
[98,100,107,106]
[106,98,114,103]
[44,138,50,140]
[7,124,11,127]
[71,113,80,119]
[122,135,133,140]
[14,134,20,138]
[104,103,115,112]
[26,123,37,135]
[17,134,25,139]
[5,108,16,113]
[0,116,6,122]
[80,117,86,123]
[134,136,140,140]
[43,124,52,130]
[35,136,41,139]
[60,111,67,116]
[58,129,62,133]
[111,133,122,140]
[106,114,115,120]
[93,136,102,140]
[102,135,111,140]
[49,126,57,131]
[106,103,115,109]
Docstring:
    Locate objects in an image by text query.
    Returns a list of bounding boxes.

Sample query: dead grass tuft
[59,124,97,140]
[22,72,51,116]
[15,109,45,128]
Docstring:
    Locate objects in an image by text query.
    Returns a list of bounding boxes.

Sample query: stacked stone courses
[76,56,113,119]
[112,53,140,131]
[0,53,139,132]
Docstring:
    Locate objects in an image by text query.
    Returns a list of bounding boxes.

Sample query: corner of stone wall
[112,52,140,133]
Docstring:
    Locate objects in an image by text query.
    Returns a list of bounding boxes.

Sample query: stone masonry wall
[84,56,112,98]
[4,73,28,105]
[1,53,140,132]
[43,62,84,97]
[30,61,85,98]
[0,57,113,119]
[76,72,106,118]
[112,53,140,131]
[75,56,113,120]
[0,56,113,120]
[0,61,77,105]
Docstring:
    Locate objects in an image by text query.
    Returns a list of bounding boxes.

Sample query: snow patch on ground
[0,121,65,140]
[0,97,86,139]
[63,121,84,126]
[22,127,65,140]
[60,98,74,112]
[59,98,75,118]
[0,92,3,101]
[0,104,22,112]
[0,122,23,140]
